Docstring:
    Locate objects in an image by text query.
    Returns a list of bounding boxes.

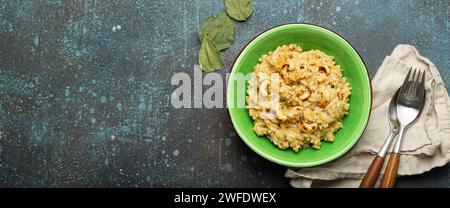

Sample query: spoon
[359,89,400,188]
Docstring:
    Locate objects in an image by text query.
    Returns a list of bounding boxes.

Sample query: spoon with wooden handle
[359,89,400,188]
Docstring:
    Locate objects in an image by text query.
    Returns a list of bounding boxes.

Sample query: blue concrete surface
[0,0,449,187]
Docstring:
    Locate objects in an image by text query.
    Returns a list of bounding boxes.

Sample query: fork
[380,68,426,188]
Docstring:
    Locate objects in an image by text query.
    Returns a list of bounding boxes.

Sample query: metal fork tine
[404,67,412,82]
[411,68,417,81]
[407,68,417,97]
[413,69,418,81]
[413,69,425,99]
[416,69,422,81]
[400,68,413,95]
[415,69,423,98]
[413,69,420,97]
[421,70,425,83]
[415,68,419,81]
[420,71,426,95]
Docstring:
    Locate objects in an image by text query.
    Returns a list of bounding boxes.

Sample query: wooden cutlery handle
[380,153,400,188]
[359,155,385,188]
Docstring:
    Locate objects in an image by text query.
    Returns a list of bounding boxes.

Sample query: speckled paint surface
[0,0,449,187]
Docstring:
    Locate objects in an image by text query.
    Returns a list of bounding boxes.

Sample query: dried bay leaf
[224,0,253,21]
[199,11,235,51]
[198,34,223,72]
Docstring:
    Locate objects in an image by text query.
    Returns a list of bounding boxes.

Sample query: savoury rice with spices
[246,44,351,152]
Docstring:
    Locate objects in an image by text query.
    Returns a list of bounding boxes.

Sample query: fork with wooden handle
[380,68,426,188]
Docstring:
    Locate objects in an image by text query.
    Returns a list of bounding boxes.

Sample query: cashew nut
[318,66,330,74]
[337,92,343,100]
[299,90,311,100]
[280,64,290,83]
[318,92,329,108]
[299,121,318,133]
[319,99,329,108]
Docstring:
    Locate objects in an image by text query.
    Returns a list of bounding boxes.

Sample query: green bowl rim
[226,23,373,167]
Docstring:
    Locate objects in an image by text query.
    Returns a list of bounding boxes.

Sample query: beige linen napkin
[285,44,450,188]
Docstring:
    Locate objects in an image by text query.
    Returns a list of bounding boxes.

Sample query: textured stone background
[0,0,449,187]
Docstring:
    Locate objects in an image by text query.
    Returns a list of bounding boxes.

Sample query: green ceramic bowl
[227,24,372,167]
